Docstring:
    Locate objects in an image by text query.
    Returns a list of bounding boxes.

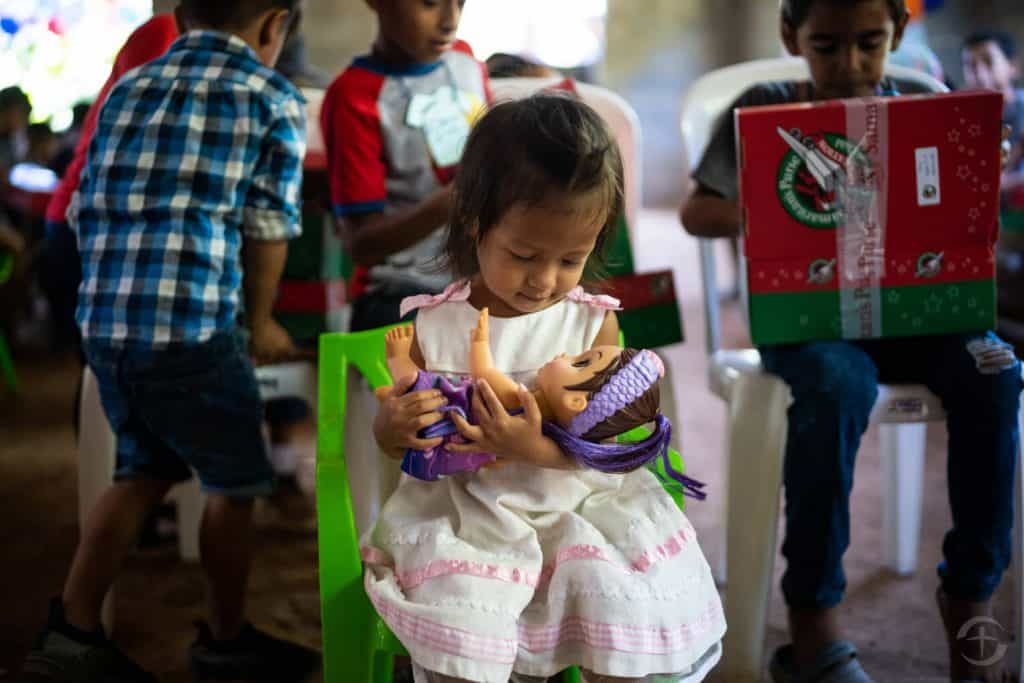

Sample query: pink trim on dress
[565,287,622,311]
[367,573,724,661]
[361,524,693,591]
[399,280,472,318]
[366,577,519,663]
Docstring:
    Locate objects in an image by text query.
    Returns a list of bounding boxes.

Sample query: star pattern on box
[949,129,961,143]
[948,286,960,298]
[969,208,981,220]
[969,123,983,137]
[924,295,943,314]
[887,291,901,304]
[957,165,972,180]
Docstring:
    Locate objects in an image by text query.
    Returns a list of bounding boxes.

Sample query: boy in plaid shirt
[22,2,319,680]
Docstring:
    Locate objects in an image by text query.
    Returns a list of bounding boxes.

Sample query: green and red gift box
[737,91,1003,346]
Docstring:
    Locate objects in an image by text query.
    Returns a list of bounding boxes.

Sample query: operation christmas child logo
[775,127,858,229]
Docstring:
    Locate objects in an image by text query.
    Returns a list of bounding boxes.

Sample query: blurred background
[1,1,1022,680]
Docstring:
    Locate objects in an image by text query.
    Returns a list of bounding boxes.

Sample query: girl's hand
[449,380,550,464]
[374,373,447,458]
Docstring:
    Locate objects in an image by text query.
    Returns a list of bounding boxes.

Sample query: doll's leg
[385,325,420,382]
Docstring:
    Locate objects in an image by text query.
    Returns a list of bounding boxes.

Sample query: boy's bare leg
[937,588,1011,683]
[789,606,843,670]
[63,478,173,631]
[201,494,255,639]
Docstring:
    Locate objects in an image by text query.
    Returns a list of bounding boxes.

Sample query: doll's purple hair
[541,349,707,500]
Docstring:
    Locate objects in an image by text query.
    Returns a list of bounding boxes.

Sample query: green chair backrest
[315,327,684,682]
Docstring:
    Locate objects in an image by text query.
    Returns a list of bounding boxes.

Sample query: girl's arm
[468,308,522,408]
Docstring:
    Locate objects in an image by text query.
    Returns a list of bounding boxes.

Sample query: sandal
[770,641,875,683]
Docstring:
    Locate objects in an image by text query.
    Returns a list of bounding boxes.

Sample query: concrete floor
[0,209,1018,682]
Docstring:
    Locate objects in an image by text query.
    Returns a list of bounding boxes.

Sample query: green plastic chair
[0,251,17,393]
[316,327,687,682]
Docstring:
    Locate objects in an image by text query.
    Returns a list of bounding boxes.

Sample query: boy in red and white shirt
[321,0,490,331]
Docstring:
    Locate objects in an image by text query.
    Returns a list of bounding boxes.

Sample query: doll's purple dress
[401,370,504,481]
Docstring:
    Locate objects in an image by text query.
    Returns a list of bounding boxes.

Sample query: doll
[378,309,705,498]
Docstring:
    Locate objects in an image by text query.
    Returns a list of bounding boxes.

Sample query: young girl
[367,94,725,683]
[681,2,1020,682]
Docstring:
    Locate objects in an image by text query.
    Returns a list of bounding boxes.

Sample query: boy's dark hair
[446,93,624,278]
[486,53,551,79]
[963,30,1018,61]
[0,86,30,115]
[781,0,907,28]
[180,0,299,31]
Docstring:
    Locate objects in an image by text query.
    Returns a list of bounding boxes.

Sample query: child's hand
[250,319,299,366]
[449,380,548,464]
[373,373,447,457]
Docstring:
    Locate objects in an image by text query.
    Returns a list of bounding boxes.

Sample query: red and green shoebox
[737,91,1003,346]
[601,270,684,349]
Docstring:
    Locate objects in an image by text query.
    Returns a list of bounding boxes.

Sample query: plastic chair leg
[721,372,791,683]
[0,332,16,392]
[880,422,926,576]
[77,368,116,635]
[1013,401,1024,683]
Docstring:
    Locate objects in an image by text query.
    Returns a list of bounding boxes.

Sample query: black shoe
[21,598,156,683]
[188,621,320,681]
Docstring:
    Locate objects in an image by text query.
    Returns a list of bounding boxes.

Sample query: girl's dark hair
[181,0,300,31]
[446,92,624,278]
[781,0,907,28]
[563,348,660,441]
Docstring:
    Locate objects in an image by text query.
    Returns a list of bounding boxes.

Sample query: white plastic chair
[77,360,316,635]
[680,57,1024,681]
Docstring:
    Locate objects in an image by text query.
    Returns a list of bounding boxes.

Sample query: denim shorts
[83,329,274,497]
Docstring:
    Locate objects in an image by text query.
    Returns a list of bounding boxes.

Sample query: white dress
[361,283,725,683]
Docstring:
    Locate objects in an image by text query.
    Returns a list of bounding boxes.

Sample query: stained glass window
[0,0,152,131]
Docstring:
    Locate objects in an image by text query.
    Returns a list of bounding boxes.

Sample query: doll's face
[536,345,621,427]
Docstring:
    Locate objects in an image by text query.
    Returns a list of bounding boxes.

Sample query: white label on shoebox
[915,147,941,206]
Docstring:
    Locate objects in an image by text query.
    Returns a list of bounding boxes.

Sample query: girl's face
[473,196,605,317]
[782,0,908,100]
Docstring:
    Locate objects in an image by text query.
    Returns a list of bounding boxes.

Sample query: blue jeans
[84,330,274,497]
[760,332,1021,608]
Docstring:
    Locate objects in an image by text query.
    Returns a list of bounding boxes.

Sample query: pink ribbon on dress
[398,282,622,319]
[565,287,622,311]
[399,280,472,318]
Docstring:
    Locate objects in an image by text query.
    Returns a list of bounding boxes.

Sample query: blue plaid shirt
[73,31,306,347]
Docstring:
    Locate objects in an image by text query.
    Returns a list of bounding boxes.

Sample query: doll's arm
[468,308,522,408]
